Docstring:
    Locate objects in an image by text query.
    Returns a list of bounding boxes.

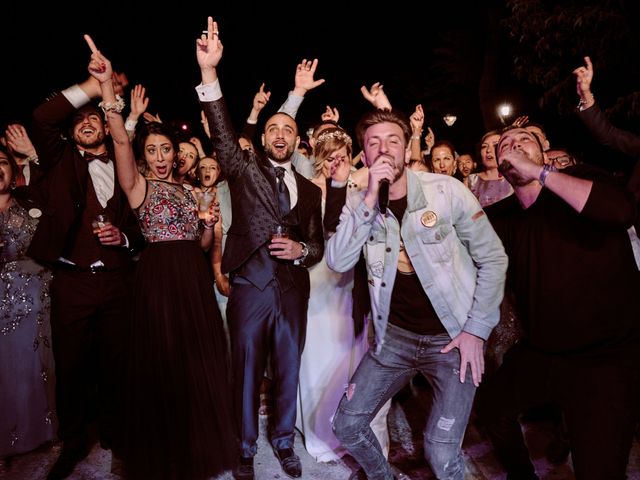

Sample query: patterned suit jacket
[200,97,323,293]
[26,93,144,266]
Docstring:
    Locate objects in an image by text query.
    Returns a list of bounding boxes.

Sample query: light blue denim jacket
[326,170,508,353]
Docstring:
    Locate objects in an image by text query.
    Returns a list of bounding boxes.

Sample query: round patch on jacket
[421,211,437,227]
[28,208,42,218]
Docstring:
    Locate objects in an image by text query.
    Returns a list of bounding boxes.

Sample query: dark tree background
[2,1,639,174]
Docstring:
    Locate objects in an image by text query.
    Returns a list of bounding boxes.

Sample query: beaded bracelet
[99,95,126,115]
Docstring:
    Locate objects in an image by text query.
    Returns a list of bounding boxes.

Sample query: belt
[55,262,117,274]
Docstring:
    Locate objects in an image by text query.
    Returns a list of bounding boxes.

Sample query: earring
[173,162,177,168]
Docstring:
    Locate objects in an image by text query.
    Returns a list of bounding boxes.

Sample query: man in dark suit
[28,74,144,480]
[196,18,323,480]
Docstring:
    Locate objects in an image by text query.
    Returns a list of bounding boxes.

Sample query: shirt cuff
[125,118,138,131]
[196,80,222,102]
[331,179,348,188]
[62,84,91,109]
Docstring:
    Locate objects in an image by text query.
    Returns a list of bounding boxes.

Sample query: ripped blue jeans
[332,324,476,480]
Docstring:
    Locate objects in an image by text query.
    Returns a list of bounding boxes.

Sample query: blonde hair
[313,128,353,175]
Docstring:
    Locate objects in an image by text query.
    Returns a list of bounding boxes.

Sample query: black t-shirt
[387,196,446,335]
[485,165,640,359]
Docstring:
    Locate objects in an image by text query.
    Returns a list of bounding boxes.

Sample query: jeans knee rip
[345,382,356,401]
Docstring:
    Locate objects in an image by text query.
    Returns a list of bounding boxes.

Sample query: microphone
[378,179,390,214]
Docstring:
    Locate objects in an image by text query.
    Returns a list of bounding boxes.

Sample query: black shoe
[349,467,368,480]
[233,456,254,480]
[46,444,90,480]
[275,448,302,478]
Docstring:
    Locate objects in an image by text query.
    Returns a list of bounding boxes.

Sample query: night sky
[5,1,632,164]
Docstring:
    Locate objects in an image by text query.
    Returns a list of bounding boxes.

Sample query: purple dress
[0,200,56,457]
[122,180,236,479]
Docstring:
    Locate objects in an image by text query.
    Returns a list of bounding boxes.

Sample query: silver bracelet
[538,164,557,187]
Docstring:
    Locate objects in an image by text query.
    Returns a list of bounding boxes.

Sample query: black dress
[122,180,237,479]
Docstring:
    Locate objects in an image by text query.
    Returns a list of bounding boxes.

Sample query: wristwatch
[294,241,309,265]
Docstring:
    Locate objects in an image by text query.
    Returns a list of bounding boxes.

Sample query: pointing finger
[84,34,98,53]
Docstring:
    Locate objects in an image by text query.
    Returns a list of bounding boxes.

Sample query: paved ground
[2,381,640,479]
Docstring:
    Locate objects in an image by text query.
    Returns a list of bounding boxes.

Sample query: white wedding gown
[296,199,370,462]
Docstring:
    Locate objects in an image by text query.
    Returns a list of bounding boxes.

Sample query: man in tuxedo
[196,18,323,480]
[28,74,144,480]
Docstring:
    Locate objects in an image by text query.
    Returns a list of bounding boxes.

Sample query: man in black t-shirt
[477,126,640,480]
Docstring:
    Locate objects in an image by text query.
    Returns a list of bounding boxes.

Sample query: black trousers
[227,276,308,457]
[50,268,133,452]
[476,341,640,480]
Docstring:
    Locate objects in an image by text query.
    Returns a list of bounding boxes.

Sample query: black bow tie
[84,151,110,163]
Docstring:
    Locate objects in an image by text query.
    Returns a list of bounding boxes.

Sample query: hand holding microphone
[364,155,394,212]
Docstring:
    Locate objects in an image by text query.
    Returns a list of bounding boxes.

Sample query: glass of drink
[271,225,290,241]
[92,214,110,235]
[195,191,216,220]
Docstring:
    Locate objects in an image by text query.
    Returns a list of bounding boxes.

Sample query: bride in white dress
[296,128,389,462]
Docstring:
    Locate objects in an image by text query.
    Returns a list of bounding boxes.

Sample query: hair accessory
[316,129,352,147]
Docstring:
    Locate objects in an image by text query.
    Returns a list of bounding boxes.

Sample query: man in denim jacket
[326,108,507,480]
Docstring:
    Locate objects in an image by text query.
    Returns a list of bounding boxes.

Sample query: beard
[74,130,106,150]
[374,154,404,183]
[264,143,295,163]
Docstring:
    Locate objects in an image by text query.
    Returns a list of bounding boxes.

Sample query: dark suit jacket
[579,103,640,233]
[200,96,323,295]
[26,93,144,266]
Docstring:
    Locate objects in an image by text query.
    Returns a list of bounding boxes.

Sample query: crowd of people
[1,16,640,480]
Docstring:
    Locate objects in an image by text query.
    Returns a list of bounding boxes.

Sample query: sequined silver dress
[0,199,56,457]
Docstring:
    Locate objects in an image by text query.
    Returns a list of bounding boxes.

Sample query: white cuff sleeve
[195,80,222,102]
[61,84,91,109]
[125,118,138,132]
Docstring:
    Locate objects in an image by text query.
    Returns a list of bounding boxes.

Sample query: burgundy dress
[122,180,236,480]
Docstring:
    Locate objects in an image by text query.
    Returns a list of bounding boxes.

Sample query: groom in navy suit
[196,18,323,480]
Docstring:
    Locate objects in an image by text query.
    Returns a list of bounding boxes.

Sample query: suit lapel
[256,156,280,219]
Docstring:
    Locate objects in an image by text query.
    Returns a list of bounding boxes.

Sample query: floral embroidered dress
[122,180,236,480]
[0,200,56,457]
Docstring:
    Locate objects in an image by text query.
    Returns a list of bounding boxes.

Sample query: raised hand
[84,34,113,84]
[511,115,529,128]
[5,124,37,158]
[293,58,326,96]
[360,82,392,111]
[573,56,594,107]
[143,112,162,123]
[130,84,150,120]
[424,127,435,152]
[321,105,339,123]
[253,83,271,113]
[196,16,223,71]
[410,104,424,134]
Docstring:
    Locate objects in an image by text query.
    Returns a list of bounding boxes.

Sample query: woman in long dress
[0,147,56,464]
[296,128,372,462]
[85,36,236,480]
